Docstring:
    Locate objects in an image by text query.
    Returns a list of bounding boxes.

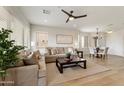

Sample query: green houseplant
[66,52,71,59]
[0,28,24,83]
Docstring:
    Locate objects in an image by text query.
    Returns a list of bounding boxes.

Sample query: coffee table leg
[56,60,63,73]
[78,61,87,69]
[60,65,63,73]
[84,61,87,69]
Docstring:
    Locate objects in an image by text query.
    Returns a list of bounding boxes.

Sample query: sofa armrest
[38,59,47,85]
[38,59,46,78]
[7,65,38,86]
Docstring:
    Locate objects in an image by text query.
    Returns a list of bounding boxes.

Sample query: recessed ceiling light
[107,30,113,34]
[44,19,48,23]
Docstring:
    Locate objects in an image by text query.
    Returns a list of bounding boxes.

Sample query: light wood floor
[57,55,124,86]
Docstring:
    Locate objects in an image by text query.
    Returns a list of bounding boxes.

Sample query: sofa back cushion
[45,48,52,55]
[50,48,57,55]
[64,47,74,54]
[23,52,36,65]
[57,47,64,54]
[15,50,32,67]
[45,47,74,55]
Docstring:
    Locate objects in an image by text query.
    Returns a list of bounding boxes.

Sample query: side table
[77,51,83,58]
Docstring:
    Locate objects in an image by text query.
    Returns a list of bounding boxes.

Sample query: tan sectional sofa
[0,47,75,85]
[45,47,75,63]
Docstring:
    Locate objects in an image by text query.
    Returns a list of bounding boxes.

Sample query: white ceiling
[19,6,124,32]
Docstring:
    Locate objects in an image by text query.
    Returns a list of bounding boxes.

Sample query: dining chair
[89,47,95,57]
[98,47,109,58]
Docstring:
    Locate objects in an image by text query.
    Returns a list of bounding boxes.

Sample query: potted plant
[66,52,71,59]
[0,28,24,85]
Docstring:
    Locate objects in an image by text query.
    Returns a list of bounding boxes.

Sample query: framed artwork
[36,32,48,48]
[56,34,73,44]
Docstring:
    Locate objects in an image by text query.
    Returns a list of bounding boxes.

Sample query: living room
[1,5,124,87]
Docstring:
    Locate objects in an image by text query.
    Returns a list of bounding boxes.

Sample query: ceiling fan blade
[73,15,87,19]
[61,9,71,16]
[66,17,69,23]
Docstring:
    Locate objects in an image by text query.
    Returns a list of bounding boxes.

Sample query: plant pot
[66,53,71,59]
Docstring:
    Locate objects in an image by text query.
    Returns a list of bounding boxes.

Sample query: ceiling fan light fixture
[61,9,87,23]
[69,17,74,21]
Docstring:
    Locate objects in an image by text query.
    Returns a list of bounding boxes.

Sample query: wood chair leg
[102,55,104,59]
[89,54,91,57]
[93,54,94,58]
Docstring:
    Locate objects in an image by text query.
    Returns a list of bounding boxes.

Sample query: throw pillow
[18,50,27,59]
[46,48,52,55]
[58,47,64,54]
[51,48,57,55]
[15,60,24,67]
[23,58,36,65]
[15,50,27,67]
[18,50,32,59]
[56,48,59,54]
[23,52,36,65]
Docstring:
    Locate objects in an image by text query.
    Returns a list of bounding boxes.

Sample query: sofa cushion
[45,48,51,55]
[57,54,66,57]
[16,50,33,67]
[23,58,36,66]
[46,55,58,58]
[45,55,57,63]
[45,54,66,63]
[50,48,57,55]
[57,47,64,54]
[22,52,36,65]
[45,47,75,63]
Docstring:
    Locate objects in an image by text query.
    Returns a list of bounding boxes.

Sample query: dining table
[94,47,104,58]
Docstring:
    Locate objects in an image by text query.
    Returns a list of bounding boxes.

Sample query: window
[0,7,9,29]
[81,36,85,48]
[0,7,30,48]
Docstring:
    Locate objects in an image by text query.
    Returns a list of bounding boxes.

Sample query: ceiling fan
[61,9,87,23]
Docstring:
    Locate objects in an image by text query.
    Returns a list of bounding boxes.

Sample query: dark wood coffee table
[56,56,87,73]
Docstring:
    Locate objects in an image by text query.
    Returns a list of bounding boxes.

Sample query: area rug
[47,62,111,85]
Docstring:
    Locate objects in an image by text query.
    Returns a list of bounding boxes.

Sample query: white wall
[31,24,107,54]
[79,31,106,54]
[31,24,79,50]
[3,6,31,48]
[106,29,124,56]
